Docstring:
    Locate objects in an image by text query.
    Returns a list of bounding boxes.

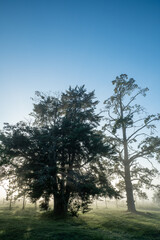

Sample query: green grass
[0,206,160,240]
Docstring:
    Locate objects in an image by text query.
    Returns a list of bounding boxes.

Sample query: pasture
[0,202,160,240]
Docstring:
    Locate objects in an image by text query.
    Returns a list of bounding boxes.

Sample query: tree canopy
[0,86,119,216]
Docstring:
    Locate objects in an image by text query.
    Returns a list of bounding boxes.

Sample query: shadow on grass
[0,207,160,240]
[136,210,159,218]
[101,211,160,239]
[0,208,102,240]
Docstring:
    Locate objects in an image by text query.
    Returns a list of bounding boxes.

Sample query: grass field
[0,204,160,240]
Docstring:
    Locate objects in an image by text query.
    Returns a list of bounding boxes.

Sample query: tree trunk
[22,194,26,210]
[120,96,136,213]
[115,199,118,208]
[35,201,37,210]
[124,162,136,212]
[53,195,68,216]
[105,197,108,208]
[9,198,12,210]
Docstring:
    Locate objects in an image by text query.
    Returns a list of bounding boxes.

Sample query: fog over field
[0,1,160,239]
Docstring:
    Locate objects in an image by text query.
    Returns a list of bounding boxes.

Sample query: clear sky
[0,0,160,128]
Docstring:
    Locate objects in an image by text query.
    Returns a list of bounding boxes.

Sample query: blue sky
[0,0,160,128]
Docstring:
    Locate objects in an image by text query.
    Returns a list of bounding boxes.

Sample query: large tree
[0,86,118,216]
[103,74,160,213]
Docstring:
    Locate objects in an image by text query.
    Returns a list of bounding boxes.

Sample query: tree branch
[127,118,158,142]
[124,91,143,110]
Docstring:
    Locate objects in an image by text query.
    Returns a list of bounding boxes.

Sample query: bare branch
[139,156,158,170]
[128,133,150,142]
[132,118,146,124]
[104,128,122,143]
[127,118,158,142]
[124,91,143,110]
[129,150,153,163]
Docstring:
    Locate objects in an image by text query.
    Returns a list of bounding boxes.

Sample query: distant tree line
[0,74,160,216]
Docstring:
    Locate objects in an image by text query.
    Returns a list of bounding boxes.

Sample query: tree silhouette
[1,86,119,216]
[103,74,160,212]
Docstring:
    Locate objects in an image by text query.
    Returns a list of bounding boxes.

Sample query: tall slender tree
[103,74,160,212]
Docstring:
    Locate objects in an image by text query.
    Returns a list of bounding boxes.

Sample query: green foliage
[0,86,119,216]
